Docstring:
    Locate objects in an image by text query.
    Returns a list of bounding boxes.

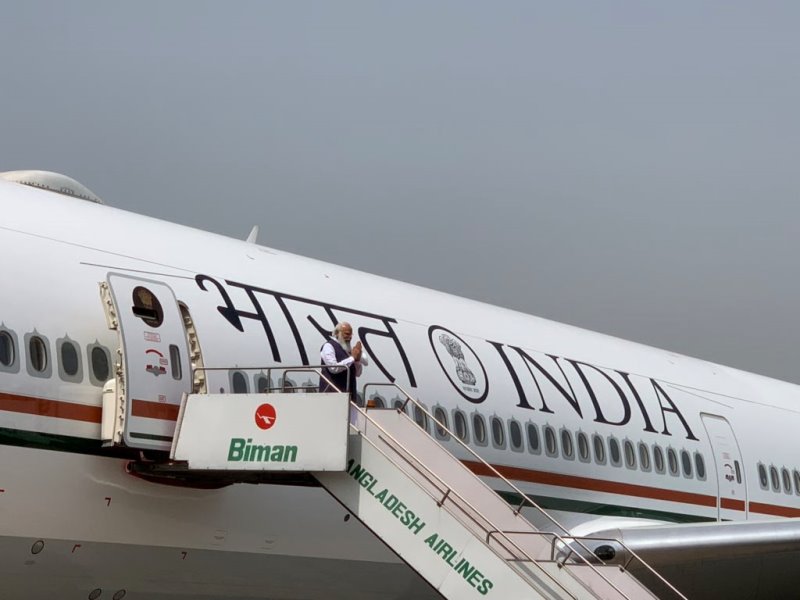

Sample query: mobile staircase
[168,367,684,600]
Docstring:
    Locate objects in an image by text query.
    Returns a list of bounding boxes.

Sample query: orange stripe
[463,459,718,508]
[748,501,800,517]
[721,497,746,511]
[131,399,179,421]
[0,391,101,424]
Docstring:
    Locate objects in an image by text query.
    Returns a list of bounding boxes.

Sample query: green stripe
[496,490,714,524]
[129,431,174,442]
[0,426,714,524]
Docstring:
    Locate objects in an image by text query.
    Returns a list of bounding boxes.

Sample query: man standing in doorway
[319,322,368,403]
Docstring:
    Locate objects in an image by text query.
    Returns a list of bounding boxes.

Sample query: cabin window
[793,470,800,495]
[29,336,47,372]
[577,432,590,462]
[0,329,19,372]
[131,286,164,328]
[454,410,469,442]
[169,345,182,380]
[26,333,52,378]
[527,423,541,454]
[681,450,693,478]
[56,337,83,383]
[88,344,111,385]
[508,420,523,452]
[491,417,506,448]
[433,407,450,441]
[782,468,792,494]
[639,443,651,471]
[694,452,706,480]
[415,405,430,433]
[472,413,487,445]
[255,374,270,393]
[608,437,621,466]
[667,448,679,476]
[544,426,558,457]
[232,371,249,393]
[653,445,665,474]
[769,466,780,491]
[368,395,386,408]
[61,341,79,376]
[394,399,408,415]
[758,463,768,489]
[624,440,636,469]
[561,429,574,460]
[592,434,606,464]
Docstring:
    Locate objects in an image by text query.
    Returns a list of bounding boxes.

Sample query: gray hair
[331,322,351,337]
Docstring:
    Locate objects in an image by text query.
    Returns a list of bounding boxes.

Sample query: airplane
[1,169,800,600]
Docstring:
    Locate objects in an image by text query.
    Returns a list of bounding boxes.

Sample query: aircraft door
[103,274,191,452]
[701,414,747,520]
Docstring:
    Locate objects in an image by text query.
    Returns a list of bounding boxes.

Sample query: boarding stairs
[168,368,684,600]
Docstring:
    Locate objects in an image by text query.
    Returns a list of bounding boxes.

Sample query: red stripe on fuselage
[0,391,101,423]
[131,399,179,421]
[463,459,719,507]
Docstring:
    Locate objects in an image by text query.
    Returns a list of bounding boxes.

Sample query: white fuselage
[2,178,800,598]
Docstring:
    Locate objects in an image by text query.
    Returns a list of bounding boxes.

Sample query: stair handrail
[349,404,583,599]
[362,381,686,600]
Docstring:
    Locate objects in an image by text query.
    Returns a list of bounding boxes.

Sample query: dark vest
[319,339,357,401]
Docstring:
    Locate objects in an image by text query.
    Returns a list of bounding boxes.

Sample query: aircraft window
[758,463,768,489]
[527,423,541,454]
[653,445,665,474]
[369,395,386,408]
[544,426,558,457]
[734,460,742,484]
[472,413,487,445]
[782,468,792,494]
[770,466,780,491]
[232,371,249,394]
[56,337,82,383]
[694,452,706,480]
[624,440,636,469]
[608,437,621,466]
[577,432,590,462]
[667,448,679,476]
[61,342,79,376]
[169,345,182,380]
[415,405,430,433]
[434,407,450,441]
[561,429,574,460]
[454,411,469,442]
[394,399,408,415]
[509,420,523,452]
[491,417,506,448]
[89,345,111,385]
[28,335,49,375]
[681,450,693,478]
[794,470,800,495]
[255,375,270,393]
[0,330,17,370]
[639,443,651,471]
[592,434,606,464]
[131,286,164,328]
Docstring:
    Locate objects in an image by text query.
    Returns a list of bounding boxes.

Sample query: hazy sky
[2,2,799,382]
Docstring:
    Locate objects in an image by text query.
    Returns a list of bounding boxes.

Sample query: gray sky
[2,2,799,382]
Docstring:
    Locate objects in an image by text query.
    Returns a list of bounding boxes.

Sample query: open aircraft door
[701,413,747,520]
[100,274,192,452]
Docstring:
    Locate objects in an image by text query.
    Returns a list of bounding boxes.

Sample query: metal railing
[360,380,686,600]
[188,366,684,599]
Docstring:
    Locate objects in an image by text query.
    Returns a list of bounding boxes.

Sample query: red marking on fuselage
[131,399,179,421]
